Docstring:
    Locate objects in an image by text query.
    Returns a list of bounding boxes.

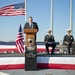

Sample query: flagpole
[70,0,73,35]
[50,0,53,35]
[24,0,27,46]
[25,0,27,23]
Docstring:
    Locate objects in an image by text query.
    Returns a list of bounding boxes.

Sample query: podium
[24,29,38,71]
[24,29,38,46]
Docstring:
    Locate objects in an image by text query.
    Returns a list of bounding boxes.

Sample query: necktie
[31,24,33,28]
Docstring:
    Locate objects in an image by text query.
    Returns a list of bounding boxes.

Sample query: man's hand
[72,42,74,44]
[45,41,48,43]
[65,41,69,44]
[47,42,52,44]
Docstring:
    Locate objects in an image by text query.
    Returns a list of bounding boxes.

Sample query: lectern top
[24,29,38,34]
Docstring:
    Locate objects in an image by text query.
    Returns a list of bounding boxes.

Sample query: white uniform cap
[67,29,72,32]
[47,29,52,33]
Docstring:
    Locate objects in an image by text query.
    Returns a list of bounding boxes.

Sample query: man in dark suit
[24,16,39,40]
[63,29,74,54]
[44,29,56,54]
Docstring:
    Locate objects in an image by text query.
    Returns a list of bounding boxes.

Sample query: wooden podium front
[24,29,38,46]
[24,29,38,70]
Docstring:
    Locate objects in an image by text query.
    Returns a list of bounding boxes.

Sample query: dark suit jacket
[44,35,55,43]
[24,22,39,31]
[24,22,39,40]
[63,35,74,44]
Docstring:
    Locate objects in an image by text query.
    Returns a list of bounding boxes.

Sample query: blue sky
[0,0,75,42]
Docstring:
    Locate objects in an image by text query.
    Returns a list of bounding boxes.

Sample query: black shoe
[47,52,49,55]
[51,53,54,54]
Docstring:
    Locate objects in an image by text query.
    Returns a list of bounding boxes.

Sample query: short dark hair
[29,16,33,19]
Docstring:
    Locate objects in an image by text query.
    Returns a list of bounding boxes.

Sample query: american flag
[16,25,24,53]
[0,2,25,16]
